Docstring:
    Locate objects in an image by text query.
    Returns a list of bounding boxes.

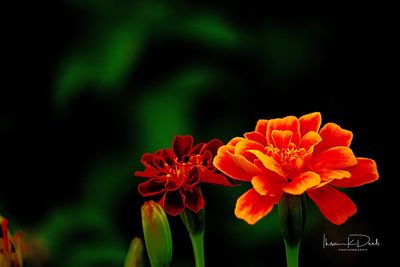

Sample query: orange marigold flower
[213,112,379,225]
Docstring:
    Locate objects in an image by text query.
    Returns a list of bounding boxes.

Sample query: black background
[2,2,394,267]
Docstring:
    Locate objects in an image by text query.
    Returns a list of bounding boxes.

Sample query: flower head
[135,135,232,216]
[0,215,23,267]
[213,112,379,225]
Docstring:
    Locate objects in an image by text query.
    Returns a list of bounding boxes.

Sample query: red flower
[213,112,379,225]
[135,135,232,216]
[1,215,23,267]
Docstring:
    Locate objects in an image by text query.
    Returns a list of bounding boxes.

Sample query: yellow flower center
[266,143,307,179]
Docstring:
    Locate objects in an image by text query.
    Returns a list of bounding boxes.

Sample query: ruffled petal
[134,169,159,178]
[213,146,261,181]
[314,123,353,154]
[311,146,357,171]
[283,171,320,195]
[235,140,265,155]
[173,135,194,161]
[190,143,203,155]
[227,137,245,146]
[271,130,293,149]
[299,112,322,136]
[138,178,167,196]
[330,158,379,188]
[299,131,322,151]
[199,150,212,166]
[266,116,301,145]
[235,139,264,162]
[244,131,268,146]
[235,188,279,225]
[140,152,159,169]
[248,150,286,178]
[158,149,176,166]
[200,138,224,156]
[307,186,357,225]
[251,174,284,197]
[255,119,268,135]
[198,166,233,186]
[184,187,205,212]
[318,170,351,181]
[160,190,185,216]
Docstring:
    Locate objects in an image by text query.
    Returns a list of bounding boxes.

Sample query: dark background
[1,1,392,266]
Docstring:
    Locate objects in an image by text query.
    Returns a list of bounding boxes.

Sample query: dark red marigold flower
[135,135,232,216]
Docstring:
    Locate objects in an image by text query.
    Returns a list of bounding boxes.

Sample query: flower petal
[266,116,301,145]
[283,171,320,195]
[227,137,245,146]
[235,188,279,225]
[184,187,205,212]
[248,150,286,178]
[198,166,233,186]
[330,158,379,188]
[138,178,167,196]
[299,112,322,136]
[255,119,268,135]
[235,140,265,155]
[299,131,322,151]
[173,135,194,161]
[160,190,185,216]
[200,138,224,156]
[244,131,267,146]
[190,143,203,155]
[140,152,159,169]
[271,130,293,149]
[318,170,351,181]
[311,146,357,171]
[134,169,159,178]
[158,149,176,166]
[314,123,353,154]
[251,174,284,197]
[307,186,357,225]
[213,146,261,181]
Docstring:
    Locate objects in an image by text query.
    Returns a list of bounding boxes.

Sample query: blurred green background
[1,1,390,266]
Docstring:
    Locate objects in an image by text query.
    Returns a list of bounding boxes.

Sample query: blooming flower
[213,112,379,225]
[135,135,232,216]
[0,215,23,267]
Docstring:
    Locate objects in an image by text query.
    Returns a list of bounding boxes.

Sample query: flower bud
[124,237,144,267]
[141,201,172,267]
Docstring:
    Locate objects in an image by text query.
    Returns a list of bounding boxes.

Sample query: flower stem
[180,208,206,267]
[278,194,306,267]
[284,242,300,267]
[189,232,205,267]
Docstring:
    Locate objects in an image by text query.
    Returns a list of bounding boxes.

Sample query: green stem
[284,242,300,267]
[189,232,205,267]
[180,208,206,267]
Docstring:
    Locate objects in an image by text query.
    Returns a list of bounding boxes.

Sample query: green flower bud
[124,237,144,267]
[141,201,172,267]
